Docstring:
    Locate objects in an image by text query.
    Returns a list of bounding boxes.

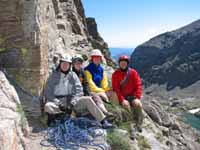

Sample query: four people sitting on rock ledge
[43,49,144,132]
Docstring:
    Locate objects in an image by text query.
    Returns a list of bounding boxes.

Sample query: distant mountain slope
[130,19,200,90]
[109,47,134,62]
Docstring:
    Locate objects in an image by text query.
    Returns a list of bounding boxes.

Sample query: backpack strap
[120,68,131,90]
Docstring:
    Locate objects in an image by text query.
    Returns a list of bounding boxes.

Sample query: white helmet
[90,49,103,57]
[72,54,84,63]
[60,54,72,63]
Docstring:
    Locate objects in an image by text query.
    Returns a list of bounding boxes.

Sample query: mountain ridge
[130,19,200,91]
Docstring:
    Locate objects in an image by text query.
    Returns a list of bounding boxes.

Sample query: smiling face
[73,61,83,71]
[119,60,128,70]
[92,56,102,65]
[60,61,70,72]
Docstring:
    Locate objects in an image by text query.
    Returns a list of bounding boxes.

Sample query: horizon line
[109,46,136,49]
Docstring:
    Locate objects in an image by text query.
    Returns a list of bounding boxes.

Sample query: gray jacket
[44,70,83,108]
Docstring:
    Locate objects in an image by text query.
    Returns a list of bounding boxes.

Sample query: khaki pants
[106,91,119,105]
[74,96,105,121]
[106,91,144,125]
[44,96,105,122]
[92,90,119,104]
[91,93,105,105]
[131,100,144,126]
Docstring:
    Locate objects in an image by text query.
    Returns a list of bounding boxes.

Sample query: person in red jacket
[112,55,144,134]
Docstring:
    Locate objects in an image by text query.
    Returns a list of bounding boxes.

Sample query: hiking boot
[104,111,115,118]
[130,128,136,140]
[135,124,143,133]
[47,113,66,127]
[47,114,57,127]
[130,124,142,140]
[101,119,114,129]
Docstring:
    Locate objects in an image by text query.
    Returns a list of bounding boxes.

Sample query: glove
[58,103,66,111]
[52,98,61,105]
[71,98,78,106]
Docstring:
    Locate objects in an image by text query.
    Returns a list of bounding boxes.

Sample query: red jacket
[112,68,142,103]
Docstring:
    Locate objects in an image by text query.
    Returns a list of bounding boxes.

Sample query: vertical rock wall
[0,0,114,96]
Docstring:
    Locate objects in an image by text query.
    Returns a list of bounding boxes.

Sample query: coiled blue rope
[41,117,110,150]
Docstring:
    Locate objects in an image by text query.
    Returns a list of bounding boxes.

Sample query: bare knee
[91,94,103,104]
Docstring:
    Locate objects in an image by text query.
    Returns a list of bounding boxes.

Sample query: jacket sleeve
[71,72,84,106]
[82,71,91,96]
[112,72,125,103]
[84,70,105,93]
[101,72,110,91]
[132,71,142,99]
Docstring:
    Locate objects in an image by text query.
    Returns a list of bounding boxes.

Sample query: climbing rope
[41,117,110,150]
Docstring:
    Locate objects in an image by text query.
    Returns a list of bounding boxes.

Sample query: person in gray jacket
[44,54,113,128]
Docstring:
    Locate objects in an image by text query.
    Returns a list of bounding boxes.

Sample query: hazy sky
[82,0,200,48]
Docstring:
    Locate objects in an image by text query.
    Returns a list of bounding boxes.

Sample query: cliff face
[0,0,48,95]
[130,20,200,91]
[0,0,113,96]
[86,17,114,66]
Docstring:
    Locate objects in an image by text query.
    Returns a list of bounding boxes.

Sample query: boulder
[143,99,172,127]
[194,110,200,118]
[0,71,28,150]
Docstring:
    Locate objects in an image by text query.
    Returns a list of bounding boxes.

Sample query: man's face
[73,61,83,71]
[119,60,128,69]
[60,61,70,71]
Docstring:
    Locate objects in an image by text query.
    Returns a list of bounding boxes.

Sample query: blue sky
[82,0,200,48]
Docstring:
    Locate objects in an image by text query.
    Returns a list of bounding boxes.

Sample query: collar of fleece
[84,63,104,88]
